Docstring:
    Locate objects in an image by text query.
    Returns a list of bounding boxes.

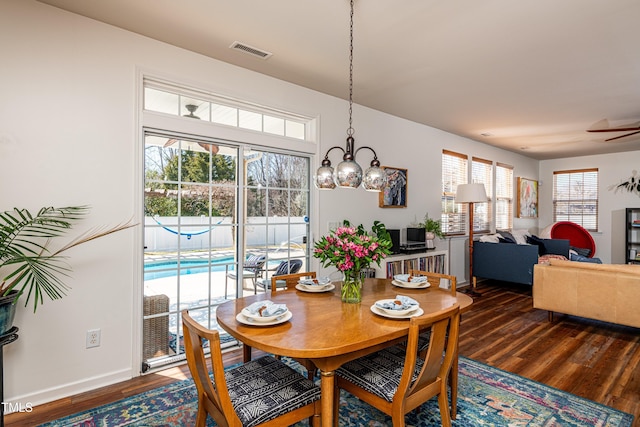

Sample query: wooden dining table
[216,277,473,426]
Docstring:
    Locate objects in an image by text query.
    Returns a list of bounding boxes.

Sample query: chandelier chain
[347,0,354,137]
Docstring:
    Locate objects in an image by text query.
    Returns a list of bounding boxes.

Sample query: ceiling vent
[229,41,272,60]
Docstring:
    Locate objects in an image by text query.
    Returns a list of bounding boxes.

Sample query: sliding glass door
[142,132,310,370]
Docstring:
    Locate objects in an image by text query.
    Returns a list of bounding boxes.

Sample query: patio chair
[181,310,321,427]
[333,303,461,427]
[225,254,266,297]
[254,259,303,293]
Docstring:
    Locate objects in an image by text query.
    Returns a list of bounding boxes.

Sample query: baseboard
[5,368,132,414]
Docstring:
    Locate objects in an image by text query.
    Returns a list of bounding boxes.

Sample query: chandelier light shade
[456,183,488,297]
[314,0,386,192]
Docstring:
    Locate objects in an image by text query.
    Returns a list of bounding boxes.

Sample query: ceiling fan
[586,119,640,142]
[162,103,220,154]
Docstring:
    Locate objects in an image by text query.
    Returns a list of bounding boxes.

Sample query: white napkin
[376,295,419,310]
[393,274,427,283]
[298,277,331,286]
[245,300,288,317]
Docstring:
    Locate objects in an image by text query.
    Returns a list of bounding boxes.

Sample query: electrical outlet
[86,329,101,348]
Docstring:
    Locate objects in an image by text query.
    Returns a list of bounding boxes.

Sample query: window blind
[553,168,598,231]
[441,150,468,234]
[495,163,513,230]
[472,157,492,233]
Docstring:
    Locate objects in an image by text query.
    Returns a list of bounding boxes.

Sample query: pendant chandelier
[315,0,386,192]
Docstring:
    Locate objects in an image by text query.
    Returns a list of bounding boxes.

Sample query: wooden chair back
[334,303,460,427]
[182,309,239,427]
[182,309,321,426]
[401,303,460,423]
[408,269,457,296]
[270,271,317,296]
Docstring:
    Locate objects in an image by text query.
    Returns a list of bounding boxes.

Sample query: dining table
[216,277,473,426]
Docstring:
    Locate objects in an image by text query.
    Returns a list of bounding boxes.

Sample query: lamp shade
[455,183,487,203]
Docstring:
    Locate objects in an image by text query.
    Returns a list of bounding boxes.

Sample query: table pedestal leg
[320,370,335,427]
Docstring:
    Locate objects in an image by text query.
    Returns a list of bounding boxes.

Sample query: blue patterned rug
[39,357,633,426]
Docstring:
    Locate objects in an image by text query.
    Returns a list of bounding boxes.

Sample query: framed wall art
[517,177,538,218]
[379,166,408,208]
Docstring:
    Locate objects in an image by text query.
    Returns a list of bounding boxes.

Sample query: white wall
[0,0,539,407]
[539,151,640,264]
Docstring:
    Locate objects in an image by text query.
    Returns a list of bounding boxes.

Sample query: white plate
[370,305,424,319]
[236,310,293,326]
[374,299,421,316]
[392,280,431,289]
[241,306,289,323]
[295,283,335,293]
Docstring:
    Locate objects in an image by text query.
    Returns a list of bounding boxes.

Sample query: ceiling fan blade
[605,130,640,142]
[587,120,640,133]
[197,143,219,154]
[164,138,178,147]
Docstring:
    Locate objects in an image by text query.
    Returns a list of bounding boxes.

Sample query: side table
[0,327,19,427]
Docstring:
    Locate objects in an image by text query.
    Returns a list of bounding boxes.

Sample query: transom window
[144,78,313,141]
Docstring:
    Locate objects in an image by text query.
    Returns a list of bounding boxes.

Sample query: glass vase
[341,269,363,303]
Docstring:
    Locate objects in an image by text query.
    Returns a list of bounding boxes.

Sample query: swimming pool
[144,258,235,280]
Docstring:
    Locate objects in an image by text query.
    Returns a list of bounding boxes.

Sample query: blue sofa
[473,239,570,286]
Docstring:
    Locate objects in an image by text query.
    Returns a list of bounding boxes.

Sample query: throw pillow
[479,234,501,243]
[497,230,516,244]
[570,252,602,263]
[526,235,548,255]
[570,246,591,258]
[510,229,531,245]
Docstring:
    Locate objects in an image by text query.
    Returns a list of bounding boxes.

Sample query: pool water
[144,258,234,280]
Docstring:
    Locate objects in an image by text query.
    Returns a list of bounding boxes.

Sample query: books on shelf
[384,253,446,277]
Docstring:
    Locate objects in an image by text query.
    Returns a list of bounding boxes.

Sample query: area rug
[38,357,633,426]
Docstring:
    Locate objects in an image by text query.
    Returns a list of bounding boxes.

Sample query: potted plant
[419,213,444,240]
[0,206,135,334]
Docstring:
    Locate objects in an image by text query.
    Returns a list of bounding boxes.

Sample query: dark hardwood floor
[6,280,640,426]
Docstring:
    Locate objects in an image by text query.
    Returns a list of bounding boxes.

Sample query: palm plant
[0,206,135,312]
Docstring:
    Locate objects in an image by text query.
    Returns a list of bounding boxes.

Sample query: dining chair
[242,263,307,365]
[333,303,461,427]
[269,271,316,296]
[181,309,321,427]
[254,259,303,293]
[270,270,319,380]
[408,269,459,419]
[408,269,457,296]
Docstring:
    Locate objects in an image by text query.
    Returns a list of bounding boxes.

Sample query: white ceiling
[38,0,640,160]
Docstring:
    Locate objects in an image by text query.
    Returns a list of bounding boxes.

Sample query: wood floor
[6,280,640,426]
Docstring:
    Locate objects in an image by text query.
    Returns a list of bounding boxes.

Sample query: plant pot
[0,291,18,336]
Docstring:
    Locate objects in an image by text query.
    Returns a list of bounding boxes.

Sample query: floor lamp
[455,183,487,297]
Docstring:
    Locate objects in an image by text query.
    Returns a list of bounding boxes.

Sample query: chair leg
[450,356,458,419]
[333,385,340,427]
[243,344,252,362]
[438,386,452,427]
[195,396,208,427]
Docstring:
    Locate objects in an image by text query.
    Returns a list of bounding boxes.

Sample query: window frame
[441,150,468,236]
[495,163,514,231]
[552,168,599,231]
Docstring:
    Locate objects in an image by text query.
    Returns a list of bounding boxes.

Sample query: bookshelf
[374,250,448,278]
[626,208,640,264]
